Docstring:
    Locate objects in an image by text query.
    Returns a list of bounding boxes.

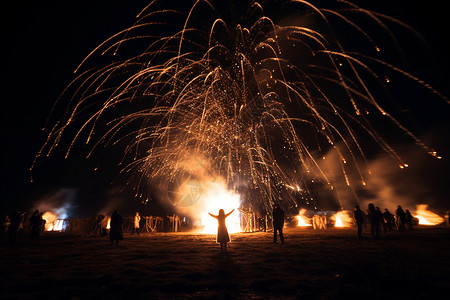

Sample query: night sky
[2,0,449,216]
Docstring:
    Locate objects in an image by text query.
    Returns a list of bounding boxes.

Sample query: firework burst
[34,0,448,213]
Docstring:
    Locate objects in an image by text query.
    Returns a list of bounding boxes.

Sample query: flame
[42,212,65,231]
[106,217,111,229]
[331,210,353,227]
[296,209,312,226]
[414,204,444,225]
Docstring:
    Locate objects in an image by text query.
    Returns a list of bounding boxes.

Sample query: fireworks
[34,0,447,213]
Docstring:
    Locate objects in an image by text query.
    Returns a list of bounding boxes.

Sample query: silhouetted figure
[353,205,364,238]
[110,210,123,245]
[272,204,285,244]
[375,207,385,233]
[363,210,370,233]
[209,209,235,252]
[1,215,10,241]
[29,210,39,230]
[100,215,108,236]
[405,209,413,230]
[8,211,22,244]
[39,212,46,236]
[383,209,395,232]
[396,205,406,232]
[368,203,381,238]
[132,212,141,235]
[446,210,450,228]
[29,210,43,241]
[18,211,25,238]
[94,215,104,237]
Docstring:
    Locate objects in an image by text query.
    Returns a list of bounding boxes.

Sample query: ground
[1,226,449,299]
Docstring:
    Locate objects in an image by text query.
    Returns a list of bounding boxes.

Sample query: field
[1,226,449,299]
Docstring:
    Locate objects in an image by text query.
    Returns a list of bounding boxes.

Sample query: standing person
[1,215,10,241]
[208,209,235,253]
[39,212,46,236]
[8,211,22,244]
[368,203,381,238]
[383,209,395,232]
[109,210,124,245]
[133,212,141,235]
[396,205,406,232]
[93,215,104,237]
[353,205,364,238]
[375,207,386,233]
[32,212,45,241]
[273,204,285,244]
[405,209,413,230]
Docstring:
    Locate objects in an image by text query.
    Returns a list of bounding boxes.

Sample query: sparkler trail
[33,0,448,213]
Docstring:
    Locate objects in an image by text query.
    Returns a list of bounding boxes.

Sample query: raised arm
[225,209,235,217]
[208,212,218,219]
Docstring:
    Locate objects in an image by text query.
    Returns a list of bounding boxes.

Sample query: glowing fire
[331,210,353,227]
[106,217,111,229]
[197,182,241,234]
[42,212,65,231]
[296,209,312,226]
[174,179,241,234]
[414,204,444,225]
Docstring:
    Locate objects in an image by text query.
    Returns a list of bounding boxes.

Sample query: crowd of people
[2,204,449,250]
[1,209,47,244]
[353,204,417,238]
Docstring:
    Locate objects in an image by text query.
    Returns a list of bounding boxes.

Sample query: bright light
[414,204,444,225]
[197,181,241,234]
[331,210,353,227]
[42,212,65,231]
[296,209,312,226]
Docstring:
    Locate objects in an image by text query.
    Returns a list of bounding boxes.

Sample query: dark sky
[2,0,449,216]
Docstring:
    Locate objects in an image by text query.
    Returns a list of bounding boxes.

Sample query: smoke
[319,137,449,213]
[33,188,77,218]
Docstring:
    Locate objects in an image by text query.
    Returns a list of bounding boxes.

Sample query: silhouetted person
[209,209,235,253]
[353,205,364,238]
[396,205,406,232]
[8,211,22,244]
[368,203,381,238]
[383,209,395,232]
[29,210,39,235]
[133,212,141,235]
[1,215,10,241]
[30,210,44,241]
[405,209,413,230]
[375,207,385,233]
[94,215,104,237]
[18,211,25,238]
[273,204,285,244]
[39,212,46,236]
[100,215,108,236]
[110,210,123,245]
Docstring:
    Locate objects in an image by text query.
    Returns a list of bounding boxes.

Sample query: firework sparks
[34,0,447,214]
